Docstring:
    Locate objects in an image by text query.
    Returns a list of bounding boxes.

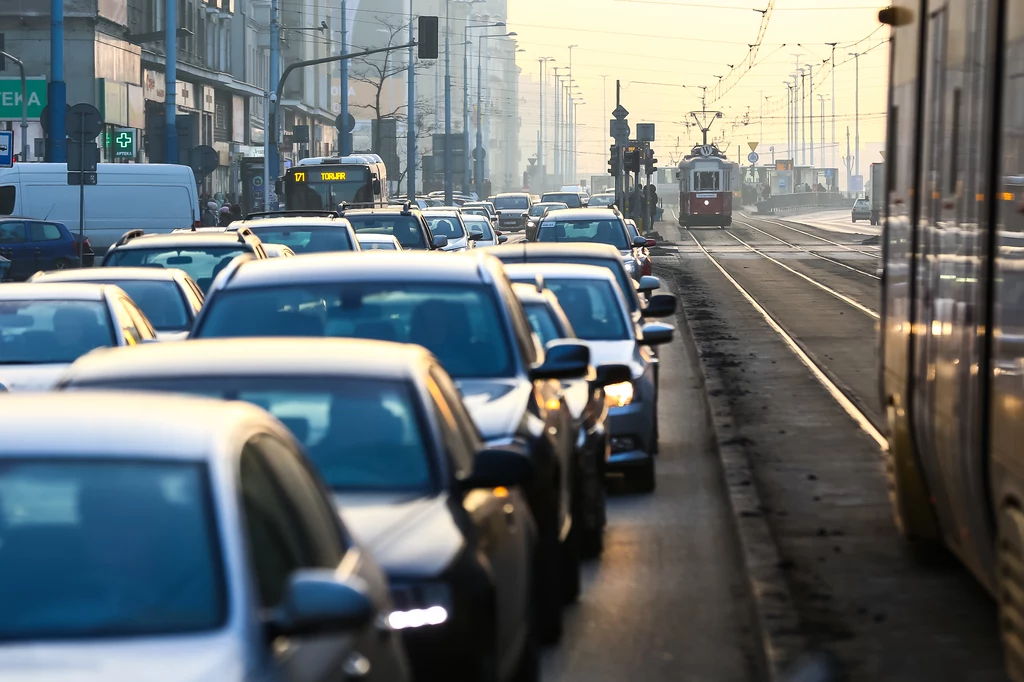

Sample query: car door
[239,436,405,682]
[0,221,31,280]
[427,366,532,673]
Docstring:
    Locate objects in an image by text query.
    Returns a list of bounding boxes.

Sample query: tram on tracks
[676,143,738,228]
[878,1,1024,676]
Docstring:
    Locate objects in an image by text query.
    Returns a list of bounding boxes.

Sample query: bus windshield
[286,165,375,210]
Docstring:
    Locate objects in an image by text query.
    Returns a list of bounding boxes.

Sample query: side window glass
[30,223,62,241]
[184,279,205,312]
[112,298,143,344]
[428,367,478,475]
[254,434,346,566]
[123,298,157,339]
[0,221,26,244]
[239,444,309,608]
[496,275,538,365]
[0,186,14,215]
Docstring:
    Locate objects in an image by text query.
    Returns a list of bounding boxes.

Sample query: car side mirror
[639,275,661,293]
[632,235,648,247]
[639,322,674,346]
[469,232,482,241]
[498,235,509,244]
[267,570,375,638]
[432,234,449,249]
[530,339,590,380]
[646,238,657,248]
[641,293,677,318]
[593,363,631,388]
[461,448,535,490]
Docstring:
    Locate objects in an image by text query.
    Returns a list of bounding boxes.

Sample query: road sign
[609,119,629,139]
[190,145,220,178]
[779,177,787,189]
[39,103,71,134]
[612,104,629,120]
[113,128,136,158]
[748,141,758,152]
[0,77,46,120]
[65,103,103,142]
[823,169,834,179]
[67,141,98,172]
[747,152,759,164]
[636,123,655,141]
[0,130,12,167]
[472,146,486,161]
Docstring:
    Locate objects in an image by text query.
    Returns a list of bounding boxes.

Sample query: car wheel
[629,455,656,493]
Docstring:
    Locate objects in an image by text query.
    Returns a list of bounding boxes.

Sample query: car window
[0,299,114,363]
[425,215,466,239]
[545,278,630,341]
[542,193,582,208]
[30,223,64,242]
[626,223,640,239]
[344,214,429,249]
[251,434,346,564]
[493,196,529,210]
[105,246,247,294]
[588,195,616,207]
[466,219,494,240]
[0,186,14,215]
[122,297,157,340]
[523,256,639,313]
[111,297,143,345]
[0,221,26,244]
[425,369,475,479]
[0,459,226,639]
[523,301,564,346]
[197,282,516,379]
[249,226,353,254]
[537,218,630,249]
[94,280,191,332]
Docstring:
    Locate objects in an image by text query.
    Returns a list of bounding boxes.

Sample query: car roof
[61,338,431,386]
[233,216,350,228]
[0,282,113,301]
[543,208,623,220]
[1,391,274,458]
[504,262,617,283]
[355,233,401,241]
[342,207,423,216]
[510,281,549,304]
[115,232,257,248]
[31,266,192,284]
[481,241,623,261]
[222,251,497,288]
[494,192,530,198]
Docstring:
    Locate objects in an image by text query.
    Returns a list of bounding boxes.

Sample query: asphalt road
[645,209,1005,681]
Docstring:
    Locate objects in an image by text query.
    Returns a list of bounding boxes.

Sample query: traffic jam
[0,163,674,682]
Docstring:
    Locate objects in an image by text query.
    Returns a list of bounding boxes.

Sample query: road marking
[734,219,879,280]
[684,227,888,451]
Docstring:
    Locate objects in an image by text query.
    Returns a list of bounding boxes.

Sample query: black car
[541,192,586,209]
[56,338,539,682]
[340,204,448,250]
[189,251,599,644]
[492,193,534,232]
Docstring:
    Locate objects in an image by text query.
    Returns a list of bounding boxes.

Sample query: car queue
[0,201,676,682]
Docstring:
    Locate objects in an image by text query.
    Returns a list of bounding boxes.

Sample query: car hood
[0,364,72,391]
[0,632,245,682]
[335,493,463,578]
[442,236,470,251]
[586,340,645,379]
[455,378,531,441]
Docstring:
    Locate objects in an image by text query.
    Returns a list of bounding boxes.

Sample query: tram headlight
[704,199,710,206]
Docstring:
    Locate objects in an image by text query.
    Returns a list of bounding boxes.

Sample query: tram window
[948,88,960,196]
[694,171,720,191]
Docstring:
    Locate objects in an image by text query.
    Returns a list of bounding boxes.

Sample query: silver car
[0,391,411,682]
[504,262,675,492]
[421,210,471,252]
[464,215,508,248]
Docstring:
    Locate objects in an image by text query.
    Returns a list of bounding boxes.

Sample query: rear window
[0,299,114,364]
[494,196,529,210]
[526,256,639,313]
[249,226,353,254]
[105,246,247,294]
[345,214,428,250]
[542,193,582,208]
[523,302,564,346]
[537,218,629,250]
[0,459,225,640]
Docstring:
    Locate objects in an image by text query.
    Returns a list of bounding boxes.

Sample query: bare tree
[350,16,409,124]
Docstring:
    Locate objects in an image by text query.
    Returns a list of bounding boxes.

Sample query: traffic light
[647,149,658,175]
[608,145,620,176]
[624,148,639,174]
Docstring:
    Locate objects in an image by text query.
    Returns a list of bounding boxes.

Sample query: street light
[475,30,516,197]
[538,57,554,186]
[463,21,503,194]
[849,51,861,182]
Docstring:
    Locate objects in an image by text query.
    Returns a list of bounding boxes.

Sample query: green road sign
[113,128,136,159]
[0,78,47,120]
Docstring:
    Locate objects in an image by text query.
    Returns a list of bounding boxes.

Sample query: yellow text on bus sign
[293,171,306,182]
[321,172,348,181]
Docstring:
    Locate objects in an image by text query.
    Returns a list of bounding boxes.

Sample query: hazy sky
[505,0,889,178]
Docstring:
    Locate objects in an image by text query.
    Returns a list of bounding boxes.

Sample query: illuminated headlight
[624,259,638,273]
[704,199,710,206]
[389,582,452,630]
[604,381,635,407]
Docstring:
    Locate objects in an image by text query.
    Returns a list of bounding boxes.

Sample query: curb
[671,270,809,682]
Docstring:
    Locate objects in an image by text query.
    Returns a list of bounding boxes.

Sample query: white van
[0,163,200,254]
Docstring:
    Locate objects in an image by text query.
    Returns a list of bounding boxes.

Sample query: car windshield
[248,226,353,254]
[463,208,489,219]
[98,280,189,332]
[542,193,582,208]
[70,378,436,494]
[0,459,225,640]
[197,283,515,378]
[530,203,566,217]
[537,219,630,250]
[466,219,494,241]
[466,204,494,216]
[345,214,429,249]
[588,195,615,207]
[522,302,564,346]
[493,196,529,210]
[854,199,869,207]
[545,278,630,341]
[424,215,466,239]
[0,300,114,364]
[357,237,399,251]
[522,256,639,313]
[105,246,247,293]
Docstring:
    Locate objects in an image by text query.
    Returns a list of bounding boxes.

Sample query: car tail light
[194,219,202,227]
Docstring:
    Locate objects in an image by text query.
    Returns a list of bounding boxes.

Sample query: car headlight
[604,381,635,407]
[388,582,453,630]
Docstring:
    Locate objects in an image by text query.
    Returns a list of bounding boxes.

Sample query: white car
[356,233,404,251]
[0,391,411,682]
[28,266,205,342]
[0,282,157,390]
[463,215,508,248]
[260,243,297,258]
[421,210,472,252]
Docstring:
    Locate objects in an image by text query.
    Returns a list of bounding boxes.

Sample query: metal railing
[754,191,855,216]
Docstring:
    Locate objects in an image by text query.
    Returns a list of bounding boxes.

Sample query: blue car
[0,218,93,280]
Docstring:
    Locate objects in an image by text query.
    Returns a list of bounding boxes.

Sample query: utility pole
[166,0,179,164]
[553,67,561,185]
[849,51,861,180]
[806,64,813,168]
[798,69,806,165]
[340,0,349,155]
[475,34,483,198]
[406,0,416,199]
[818,94,826,178]
[844,125,852,191]
[443,0,452,204]
[464,36,471,195]
[600,74,609,118]
[827,42,837,171]
[537,58,551,187]
[48,0,66,162]
[268,0,280,183]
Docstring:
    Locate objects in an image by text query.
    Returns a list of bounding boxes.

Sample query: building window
[215,94,230,143]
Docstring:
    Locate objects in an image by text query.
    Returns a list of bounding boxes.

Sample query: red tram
[676,144,738,228]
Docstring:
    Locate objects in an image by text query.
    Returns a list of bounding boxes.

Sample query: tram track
[732,218,879,281]
[738,212,882,259]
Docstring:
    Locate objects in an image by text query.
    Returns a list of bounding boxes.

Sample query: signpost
[747,151,759,164]
[65,103,103,266]
[0,130,12,168]
[0,78,45,120]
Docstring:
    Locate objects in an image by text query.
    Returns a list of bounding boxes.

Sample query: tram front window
[288,181,373,210]
[694,171,720,191]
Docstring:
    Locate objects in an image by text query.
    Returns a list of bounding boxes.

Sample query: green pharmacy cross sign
[113,128,135,159]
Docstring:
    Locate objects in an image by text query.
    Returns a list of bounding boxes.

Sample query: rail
[754,191,855,216]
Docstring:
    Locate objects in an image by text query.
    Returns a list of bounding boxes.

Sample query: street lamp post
[805,63,814,169]
[537,57,553,188]
[443,0,453,204]
[464,21,504,195]
[552,67,561,185]
[475,31,516,198]
[849,51,861,181]
[827,42,837,170]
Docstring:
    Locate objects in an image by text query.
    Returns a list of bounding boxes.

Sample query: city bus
[283,154,389,210]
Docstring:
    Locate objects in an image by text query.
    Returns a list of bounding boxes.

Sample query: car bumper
[606,400,654,468]
[852,212,870,220]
